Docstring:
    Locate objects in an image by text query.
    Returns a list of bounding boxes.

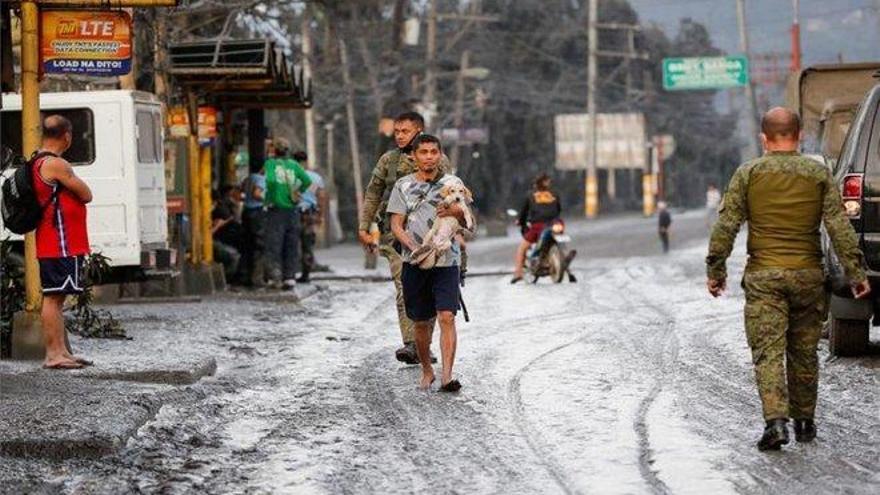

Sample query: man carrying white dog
[387,134,474,392]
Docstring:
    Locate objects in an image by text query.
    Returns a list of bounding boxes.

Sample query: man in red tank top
[34,115,93,369]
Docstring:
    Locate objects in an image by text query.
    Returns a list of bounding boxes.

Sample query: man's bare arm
[43,158,92,203]
[390,213,418,252]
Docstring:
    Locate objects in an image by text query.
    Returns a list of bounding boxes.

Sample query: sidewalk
[0,280,319,461]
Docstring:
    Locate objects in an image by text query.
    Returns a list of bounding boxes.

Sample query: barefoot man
[34,115,94,369]
[387,134,472,391]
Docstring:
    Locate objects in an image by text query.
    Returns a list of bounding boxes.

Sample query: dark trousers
[239,207,265,286]
[299,210,318,278]
[265,207,301,282]
[213,240,241,280]
[659,230,670,253]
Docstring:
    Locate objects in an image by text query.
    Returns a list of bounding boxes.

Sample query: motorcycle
[508,210,577,284]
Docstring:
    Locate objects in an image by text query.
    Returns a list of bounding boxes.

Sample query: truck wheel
[829,317,869,357]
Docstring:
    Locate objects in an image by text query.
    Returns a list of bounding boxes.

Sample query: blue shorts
[401,264,460,322]
[39,256,85,295]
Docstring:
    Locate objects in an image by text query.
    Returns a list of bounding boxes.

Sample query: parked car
[823,75,880,356]
[0,90,172,280]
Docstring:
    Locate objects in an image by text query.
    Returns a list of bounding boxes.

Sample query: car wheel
[829,317,869,357]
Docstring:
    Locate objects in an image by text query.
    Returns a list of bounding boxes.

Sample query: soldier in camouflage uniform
[706,107,870,451]
[358,112,452,364]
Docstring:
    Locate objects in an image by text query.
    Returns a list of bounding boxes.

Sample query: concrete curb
[80,357,218,386]
[0,375,202,460]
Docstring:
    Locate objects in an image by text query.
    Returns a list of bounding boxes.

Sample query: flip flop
[43,361,84,370]
[73,357,94,366]
[439,379,462,393]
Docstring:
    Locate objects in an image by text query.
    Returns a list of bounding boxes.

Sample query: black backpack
[1,151,58,235]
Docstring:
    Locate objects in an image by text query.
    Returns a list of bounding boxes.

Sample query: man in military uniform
[706,107,870,451]
[358,111,451,364]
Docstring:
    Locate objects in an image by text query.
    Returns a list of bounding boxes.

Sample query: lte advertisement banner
[41,10,132,76]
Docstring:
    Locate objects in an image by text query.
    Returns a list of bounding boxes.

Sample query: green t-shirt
[264,157,313,209]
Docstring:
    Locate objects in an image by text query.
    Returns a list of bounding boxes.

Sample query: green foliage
[67,253,128,340]
[0,239,25,358]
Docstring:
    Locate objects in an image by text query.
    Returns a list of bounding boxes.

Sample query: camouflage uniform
[706,151,865,421]
[360,149,452,344]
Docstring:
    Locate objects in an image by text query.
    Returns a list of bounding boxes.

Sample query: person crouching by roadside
[34,115,94,370]
[387,134,473,392]
[212,185,243,282]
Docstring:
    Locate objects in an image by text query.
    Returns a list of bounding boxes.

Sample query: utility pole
[450,49,470,171]
[736,0,761,159]
[790,0,801,72]
[301,7,318,173]
[586,0,599,218]
[339,39,364,216]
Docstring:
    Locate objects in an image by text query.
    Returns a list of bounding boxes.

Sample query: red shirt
[33,155,90,259]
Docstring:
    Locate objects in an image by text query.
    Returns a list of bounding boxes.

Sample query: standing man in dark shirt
[658,201,672,253]
[511,173,561,284]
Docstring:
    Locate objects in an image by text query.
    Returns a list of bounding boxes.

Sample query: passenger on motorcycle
[511,173,562,284]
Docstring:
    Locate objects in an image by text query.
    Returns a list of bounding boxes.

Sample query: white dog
[411,183,475,269]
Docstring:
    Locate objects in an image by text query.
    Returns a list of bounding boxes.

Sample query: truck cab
[1,90,171,278]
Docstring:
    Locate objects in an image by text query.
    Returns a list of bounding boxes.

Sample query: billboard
[554,113,647,171]
[40,10,132,76]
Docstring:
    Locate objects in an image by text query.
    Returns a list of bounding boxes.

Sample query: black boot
[757,419,790,451]
[793,419,816,443]
[395,342,419,364]
[395,343,438,364]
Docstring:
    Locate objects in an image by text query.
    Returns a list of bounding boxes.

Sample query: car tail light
[842,174,863,218]
[842,174,863,199]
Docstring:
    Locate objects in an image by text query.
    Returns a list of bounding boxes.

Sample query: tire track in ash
[504,265,647,494]
[620,264,680,495]
[328,278,593,494]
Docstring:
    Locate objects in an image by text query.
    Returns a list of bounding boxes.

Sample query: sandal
[439,379,462,393]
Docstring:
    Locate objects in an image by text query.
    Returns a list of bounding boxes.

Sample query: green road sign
[662,56,749,91]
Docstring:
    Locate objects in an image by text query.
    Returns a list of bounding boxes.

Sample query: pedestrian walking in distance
[33,115,95,370]
[358,111,451,365]
[706,107,870,451]
[387,134,473,391]
[657,201,672,253]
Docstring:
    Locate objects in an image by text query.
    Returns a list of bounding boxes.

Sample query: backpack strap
[31,151,61,208]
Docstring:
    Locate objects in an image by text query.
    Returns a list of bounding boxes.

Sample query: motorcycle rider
[511,173,564,284]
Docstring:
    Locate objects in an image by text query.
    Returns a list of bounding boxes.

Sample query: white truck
[1,90,171,277]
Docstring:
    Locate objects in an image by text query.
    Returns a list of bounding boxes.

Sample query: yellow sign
[41,10,132,76]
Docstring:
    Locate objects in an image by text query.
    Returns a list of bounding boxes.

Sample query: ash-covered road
[9,212,880,494]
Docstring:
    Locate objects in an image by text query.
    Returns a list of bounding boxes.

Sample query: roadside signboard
[40,10,132,76]
[167,106,218,141]
[662,56,749,91]
[554,113,647,171]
